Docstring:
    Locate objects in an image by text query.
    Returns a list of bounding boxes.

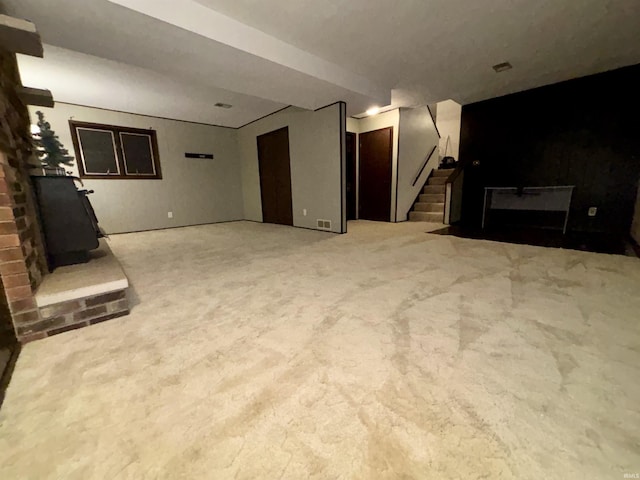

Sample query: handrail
[427,105,441,139]
[412,145,437,187]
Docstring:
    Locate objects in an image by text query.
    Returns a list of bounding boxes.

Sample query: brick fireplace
[1,34,130,345]
[0,48,49,343]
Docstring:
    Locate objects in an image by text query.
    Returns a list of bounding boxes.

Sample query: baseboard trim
[242,219,339,235]
[108,219,246,235]
[109,218,345,237]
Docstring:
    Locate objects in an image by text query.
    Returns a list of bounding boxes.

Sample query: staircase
[408,168,454,222]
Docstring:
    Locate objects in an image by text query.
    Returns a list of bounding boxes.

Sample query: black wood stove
[31,176,103,270]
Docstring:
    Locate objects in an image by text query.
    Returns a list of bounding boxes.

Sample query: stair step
[414,202,444,212]
[419,193,445,203]
[428,176,447,185]
[432,168,455,177]
[423,184,445,194]
[409,211,443,222]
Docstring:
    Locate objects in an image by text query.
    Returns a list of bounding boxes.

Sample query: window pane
[77,128,119,174]
[120,133,155,175]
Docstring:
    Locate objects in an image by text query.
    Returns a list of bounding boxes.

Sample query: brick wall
[0,48,49,343]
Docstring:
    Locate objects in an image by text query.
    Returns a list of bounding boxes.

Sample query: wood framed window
[69,120,162,179]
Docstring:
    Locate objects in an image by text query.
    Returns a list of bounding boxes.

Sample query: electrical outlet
[588,207,597,217]
[168,211,173,218]
[303,209,307,216]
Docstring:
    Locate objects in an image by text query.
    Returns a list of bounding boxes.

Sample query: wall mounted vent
[317,219,331,230]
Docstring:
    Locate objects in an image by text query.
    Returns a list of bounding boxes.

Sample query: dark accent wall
[459,64,640,233]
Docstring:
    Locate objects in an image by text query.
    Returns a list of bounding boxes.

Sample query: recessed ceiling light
[214,102,233,109]
[493,62,513,73]
[366,107,380,116]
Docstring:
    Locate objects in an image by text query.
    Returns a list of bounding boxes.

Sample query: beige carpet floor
[1,220,639,479]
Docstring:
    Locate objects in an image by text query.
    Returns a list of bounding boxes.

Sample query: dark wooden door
[346,132,357,220]
[359,127,393,221]
[257,127,293,226]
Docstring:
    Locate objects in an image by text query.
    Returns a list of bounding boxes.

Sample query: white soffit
[107,0,390,108]
[18,45,287,128]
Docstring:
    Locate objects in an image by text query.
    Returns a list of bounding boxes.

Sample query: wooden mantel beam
[0,14,43,57]
[17,86,54,108]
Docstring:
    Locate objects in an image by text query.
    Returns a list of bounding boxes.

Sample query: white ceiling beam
[106,0,390,108]
[0,14,43,57]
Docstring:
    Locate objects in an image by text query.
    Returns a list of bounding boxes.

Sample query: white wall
[396,107,440,221]
[30,103,244,234]
[346,117,360,134]
[632,181,640,244]
[436,99,462,160]
[357,109,400,221]
[237,105,344,233]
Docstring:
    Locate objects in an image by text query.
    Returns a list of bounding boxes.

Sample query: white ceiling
[4,0,640,126]
[198,0,640,104]
[2,0,390,124]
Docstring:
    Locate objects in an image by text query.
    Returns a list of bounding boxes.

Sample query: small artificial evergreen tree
[33,111,74,170]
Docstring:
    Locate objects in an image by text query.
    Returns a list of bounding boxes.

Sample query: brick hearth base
[19,289,130,342]
[17,239,131,343]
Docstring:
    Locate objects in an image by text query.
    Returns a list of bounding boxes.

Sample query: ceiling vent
[214,102,233,109]
[492,62,513,73]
